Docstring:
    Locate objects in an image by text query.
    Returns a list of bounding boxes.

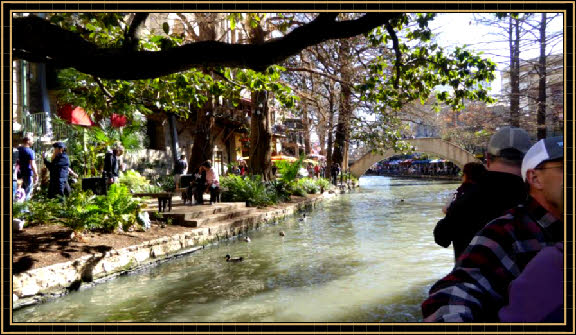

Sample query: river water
[13,176,459,322]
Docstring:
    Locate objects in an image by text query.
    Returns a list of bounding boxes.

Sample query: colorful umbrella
[57,104,95,127]
[271,155,297,162]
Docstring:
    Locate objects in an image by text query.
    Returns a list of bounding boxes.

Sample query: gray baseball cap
[487,127,532,158]
[521,136,564,180]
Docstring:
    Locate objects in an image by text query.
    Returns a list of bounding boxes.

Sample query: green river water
[13,176,459,322]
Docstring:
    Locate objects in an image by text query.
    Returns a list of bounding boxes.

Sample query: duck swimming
[243,236,251,243]
[225,254,243,262]
[298,213,307,222]
[279,231,286,237]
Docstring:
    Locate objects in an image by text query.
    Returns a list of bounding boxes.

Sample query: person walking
[422,136,563,322]
[431,127,532,261]
[44,142,77,199]
[17,136,38,200]
[103,145,124,185]
[174,154,188,190]
[330,163,340,186]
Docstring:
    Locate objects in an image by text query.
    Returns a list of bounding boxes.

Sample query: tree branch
[13,13,402,80]
[384,22,402,89]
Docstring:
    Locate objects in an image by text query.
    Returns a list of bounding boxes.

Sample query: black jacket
[433,171,528,260]
[103,151,119,178]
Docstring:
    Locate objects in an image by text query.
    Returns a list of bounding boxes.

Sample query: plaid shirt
[422,196,563,322]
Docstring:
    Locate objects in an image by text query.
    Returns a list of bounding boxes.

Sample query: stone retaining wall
[13,192,336,309]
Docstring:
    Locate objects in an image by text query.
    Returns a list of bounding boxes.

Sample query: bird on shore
[279,231,286,237]
[298,213,307,222]
[243,236,251,243]
[225,254,243,262]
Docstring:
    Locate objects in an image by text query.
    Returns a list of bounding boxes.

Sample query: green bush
[290,184,308,197]
[154,174,176,192]
[26,197,62,226]
[315,178,331,192]
[297,178,319,194]
[93,183,144,232]
[12,201,29,220]
[266,179,291,202]
[61,189,102,232]
[220,175,278,207]
[276,156,304,184]
[118,169,150,192]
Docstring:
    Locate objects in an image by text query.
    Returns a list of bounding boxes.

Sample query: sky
[428,13,564,95]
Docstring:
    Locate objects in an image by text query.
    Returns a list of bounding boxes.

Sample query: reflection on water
[13,176,459,322]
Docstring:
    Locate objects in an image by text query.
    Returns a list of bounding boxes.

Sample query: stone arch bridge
[349,138,481,178]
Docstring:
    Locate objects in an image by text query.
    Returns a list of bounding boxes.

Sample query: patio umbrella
[57,104,95,127]
[271,155,297,162]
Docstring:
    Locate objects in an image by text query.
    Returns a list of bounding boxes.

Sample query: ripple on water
[13,176,456,322]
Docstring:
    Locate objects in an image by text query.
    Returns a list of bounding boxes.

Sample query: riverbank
[12,187,355,310]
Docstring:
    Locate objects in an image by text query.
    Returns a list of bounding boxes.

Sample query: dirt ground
[11,195,313,275]
[11,222,195,274]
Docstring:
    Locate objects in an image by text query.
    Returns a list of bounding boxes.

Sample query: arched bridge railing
[349,138,481,178]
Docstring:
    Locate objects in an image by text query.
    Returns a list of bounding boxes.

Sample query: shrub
[26,197,62,226]
[266,179,291,202]
[93,183,144,232]
[290,183,308,197]
[118,169,150,192]
[276,156,304,184]
[154,174,176,192]
[315,178,331,193]
[220,175,277,207]
[12,201,29,220]
[61,189,102,232]
[297,178,319,194]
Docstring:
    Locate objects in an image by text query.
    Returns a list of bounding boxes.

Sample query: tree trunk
[189,98,214,174]
[248,90,273,180]
[509,16,521,127]
[302,104,311,155]
[537,13,547,140]
[326,84,336,170]
[167,112,180,169]
[331,40,353,167]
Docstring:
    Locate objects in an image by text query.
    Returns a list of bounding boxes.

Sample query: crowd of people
[13,137,80,202]
[366,160,461,178]
[423,126,564,323]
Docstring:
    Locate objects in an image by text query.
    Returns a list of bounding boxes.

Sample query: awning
[413,160,431,164]
[430,159,446,163]
[58,104,95,127]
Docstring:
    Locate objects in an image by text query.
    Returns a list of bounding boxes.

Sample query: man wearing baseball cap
[423,136,564,322]
[433,126,532,261]
[44,141,76,199]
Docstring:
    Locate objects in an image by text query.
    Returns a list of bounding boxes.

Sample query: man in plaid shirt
[422,136,564,322]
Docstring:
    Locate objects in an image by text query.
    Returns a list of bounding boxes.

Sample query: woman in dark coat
[44,142,77,199]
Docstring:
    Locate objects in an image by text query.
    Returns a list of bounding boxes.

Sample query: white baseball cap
[521,136,564,181]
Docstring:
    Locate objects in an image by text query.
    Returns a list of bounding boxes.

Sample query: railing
[21,113,75,141]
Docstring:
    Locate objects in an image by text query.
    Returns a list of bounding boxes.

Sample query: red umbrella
[111,114,128,128]
[57,104,95,127]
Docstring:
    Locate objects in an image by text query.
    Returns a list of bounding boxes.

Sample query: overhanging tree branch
[13,13,402,80]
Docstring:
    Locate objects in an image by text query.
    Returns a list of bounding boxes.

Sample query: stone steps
[156,202,252,227]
